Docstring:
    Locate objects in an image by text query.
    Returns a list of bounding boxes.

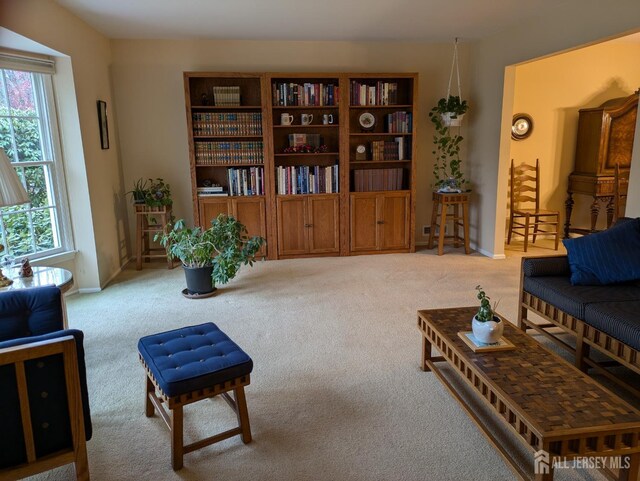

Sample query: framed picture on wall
[97,100,109,149]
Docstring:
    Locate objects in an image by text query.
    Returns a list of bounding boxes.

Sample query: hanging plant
[429,38,469,192]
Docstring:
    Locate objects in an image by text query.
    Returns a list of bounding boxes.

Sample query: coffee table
[418,307,640,481]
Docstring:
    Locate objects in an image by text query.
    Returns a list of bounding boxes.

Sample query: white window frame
[0,68,73,261]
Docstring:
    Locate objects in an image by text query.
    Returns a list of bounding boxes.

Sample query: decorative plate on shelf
[358,112,376,131]
[511,113,533,140]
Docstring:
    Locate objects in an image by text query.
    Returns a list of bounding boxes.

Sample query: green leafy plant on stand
[144,178,173,207]
[126,178,148,204]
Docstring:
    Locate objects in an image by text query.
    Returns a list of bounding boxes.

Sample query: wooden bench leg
[234,386,252,444]
[620,453,639,481]
[171,405,184,470]
[145,376,155,417]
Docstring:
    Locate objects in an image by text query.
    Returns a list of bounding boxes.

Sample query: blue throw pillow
[562,218,640,285]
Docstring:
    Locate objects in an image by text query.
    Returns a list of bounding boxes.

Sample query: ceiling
[54,0,581,41]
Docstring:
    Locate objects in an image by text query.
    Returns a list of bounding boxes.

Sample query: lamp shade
[0,148,29,207]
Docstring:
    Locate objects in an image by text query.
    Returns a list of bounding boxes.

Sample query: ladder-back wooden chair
[507,159,560,252]
[611,163,627,225]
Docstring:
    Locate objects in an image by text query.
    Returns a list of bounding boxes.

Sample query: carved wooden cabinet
[565,90,638,236]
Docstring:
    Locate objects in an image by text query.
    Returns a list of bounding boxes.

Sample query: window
[0,67,72,261]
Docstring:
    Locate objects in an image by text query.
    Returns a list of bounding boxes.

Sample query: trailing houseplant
[472,285,503,344]
[158,214,265,296]
[127,178,148,204]
[429,95,469,192]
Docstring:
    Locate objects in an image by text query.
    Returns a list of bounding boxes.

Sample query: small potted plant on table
[127,178,148,204]
[472,285,503,344]
[158,214,265,298]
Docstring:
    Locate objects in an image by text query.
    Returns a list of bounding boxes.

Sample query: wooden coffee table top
[418,307,640,436]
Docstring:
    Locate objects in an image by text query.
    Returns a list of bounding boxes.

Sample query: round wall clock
[511,113,533,140]
[358,112,376,131]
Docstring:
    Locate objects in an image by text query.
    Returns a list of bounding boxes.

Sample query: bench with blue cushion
[138,322,253,470]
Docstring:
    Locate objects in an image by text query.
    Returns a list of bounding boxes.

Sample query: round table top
[0,265,74,293]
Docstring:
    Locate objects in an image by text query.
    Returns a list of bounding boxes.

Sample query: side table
[428,191,470,255]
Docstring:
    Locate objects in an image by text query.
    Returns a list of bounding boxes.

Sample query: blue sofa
[0,286,92,480]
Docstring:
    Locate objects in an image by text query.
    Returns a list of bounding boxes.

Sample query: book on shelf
[369,137,411,161]
[195,141,264,165]
[272,82,339,106]
[227,167,264,196]
[198,192,229,197]
[192,112,262,136]
[385,111,412,133]
[288,133,322,148]
[197,185,224,193]
[350,81,398,106]
[353,168,404,192]
[276,164,339,195]
[212,86,241,106]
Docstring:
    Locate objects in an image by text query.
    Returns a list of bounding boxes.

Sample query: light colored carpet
[31,247,616,481]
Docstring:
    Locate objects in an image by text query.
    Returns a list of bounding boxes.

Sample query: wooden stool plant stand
[135,204,175,270]
[428,191,470,255]
[138,323,253,470]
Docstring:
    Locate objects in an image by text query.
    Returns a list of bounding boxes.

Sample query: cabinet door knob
[377,220,385,224]
[305,223,313,228]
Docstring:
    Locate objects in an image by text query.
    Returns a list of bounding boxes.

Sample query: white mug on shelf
[301,113,314,125]
[280,113,294,126]
[322,114,334,125]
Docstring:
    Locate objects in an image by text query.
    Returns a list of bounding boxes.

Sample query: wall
[1,0,127,289]
[509,40,640,231]
[110,39,470,245]
[469,0,640,257]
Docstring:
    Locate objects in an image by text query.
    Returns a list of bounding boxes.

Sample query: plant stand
[428,191,470,256]
[135,205,175,270]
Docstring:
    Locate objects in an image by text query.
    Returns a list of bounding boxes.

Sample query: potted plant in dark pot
[471,285,503,344]
[127,178,148,204]
[428,96,469,193]
[158,214,265,298]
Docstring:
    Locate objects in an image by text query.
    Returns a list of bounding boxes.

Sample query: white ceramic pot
[441,112,465,127]
[472,315,503,344]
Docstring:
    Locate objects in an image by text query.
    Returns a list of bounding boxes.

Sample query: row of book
[212,86,241,106]
[353,168,404,192]
[196,185,225,196]
[369,137,411,161]
[192,112,262,136]
[350,81,399,106]
[195,141,264,165]
[276,164,339,195]
[272,82,339,107]
[228,167,264,196]
[385,112,413,133]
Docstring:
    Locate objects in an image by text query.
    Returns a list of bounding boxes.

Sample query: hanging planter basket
[441,112,465,127]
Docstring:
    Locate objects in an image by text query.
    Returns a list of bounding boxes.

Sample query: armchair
[0,286,91,480]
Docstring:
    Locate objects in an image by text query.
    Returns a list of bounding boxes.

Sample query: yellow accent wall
[510,40,640,232]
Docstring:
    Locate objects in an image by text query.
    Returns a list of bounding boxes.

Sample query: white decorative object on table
[471,315,504,344]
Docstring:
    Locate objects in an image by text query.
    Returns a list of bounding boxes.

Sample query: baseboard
[471,243,506,260]
[100,260,130,290]
[78,287,102,294]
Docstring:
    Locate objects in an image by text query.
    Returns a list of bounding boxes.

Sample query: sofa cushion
[584,301,640,351]
[0,329,92,469]
[523,275,640,319]
[138,323,253,397]
[522,256,570,277]
[0,287,63,342]
[562,218,640,285]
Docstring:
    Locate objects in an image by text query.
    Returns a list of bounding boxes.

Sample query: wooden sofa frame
[0,336,89,481]
[518,255,640,398]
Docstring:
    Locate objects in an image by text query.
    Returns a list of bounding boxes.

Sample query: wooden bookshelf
[183,72,417,260]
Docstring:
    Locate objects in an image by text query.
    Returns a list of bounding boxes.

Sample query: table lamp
[0,147,30,287]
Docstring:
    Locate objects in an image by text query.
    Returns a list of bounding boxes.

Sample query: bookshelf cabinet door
[380,192,410,250]
[350,194,378,252]
[308,195,339,254]
[277,196,308,256]
[232,197,267,257]
[199,198,231,227]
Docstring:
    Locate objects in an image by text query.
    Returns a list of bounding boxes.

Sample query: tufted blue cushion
[0,286,63,341]
[0,329,92,469]
[562,218,640,285]
[138,323,253,397]
[522,256,570,278]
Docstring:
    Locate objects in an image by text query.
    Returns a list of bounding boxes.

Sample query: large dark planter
[183,265,215,295]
